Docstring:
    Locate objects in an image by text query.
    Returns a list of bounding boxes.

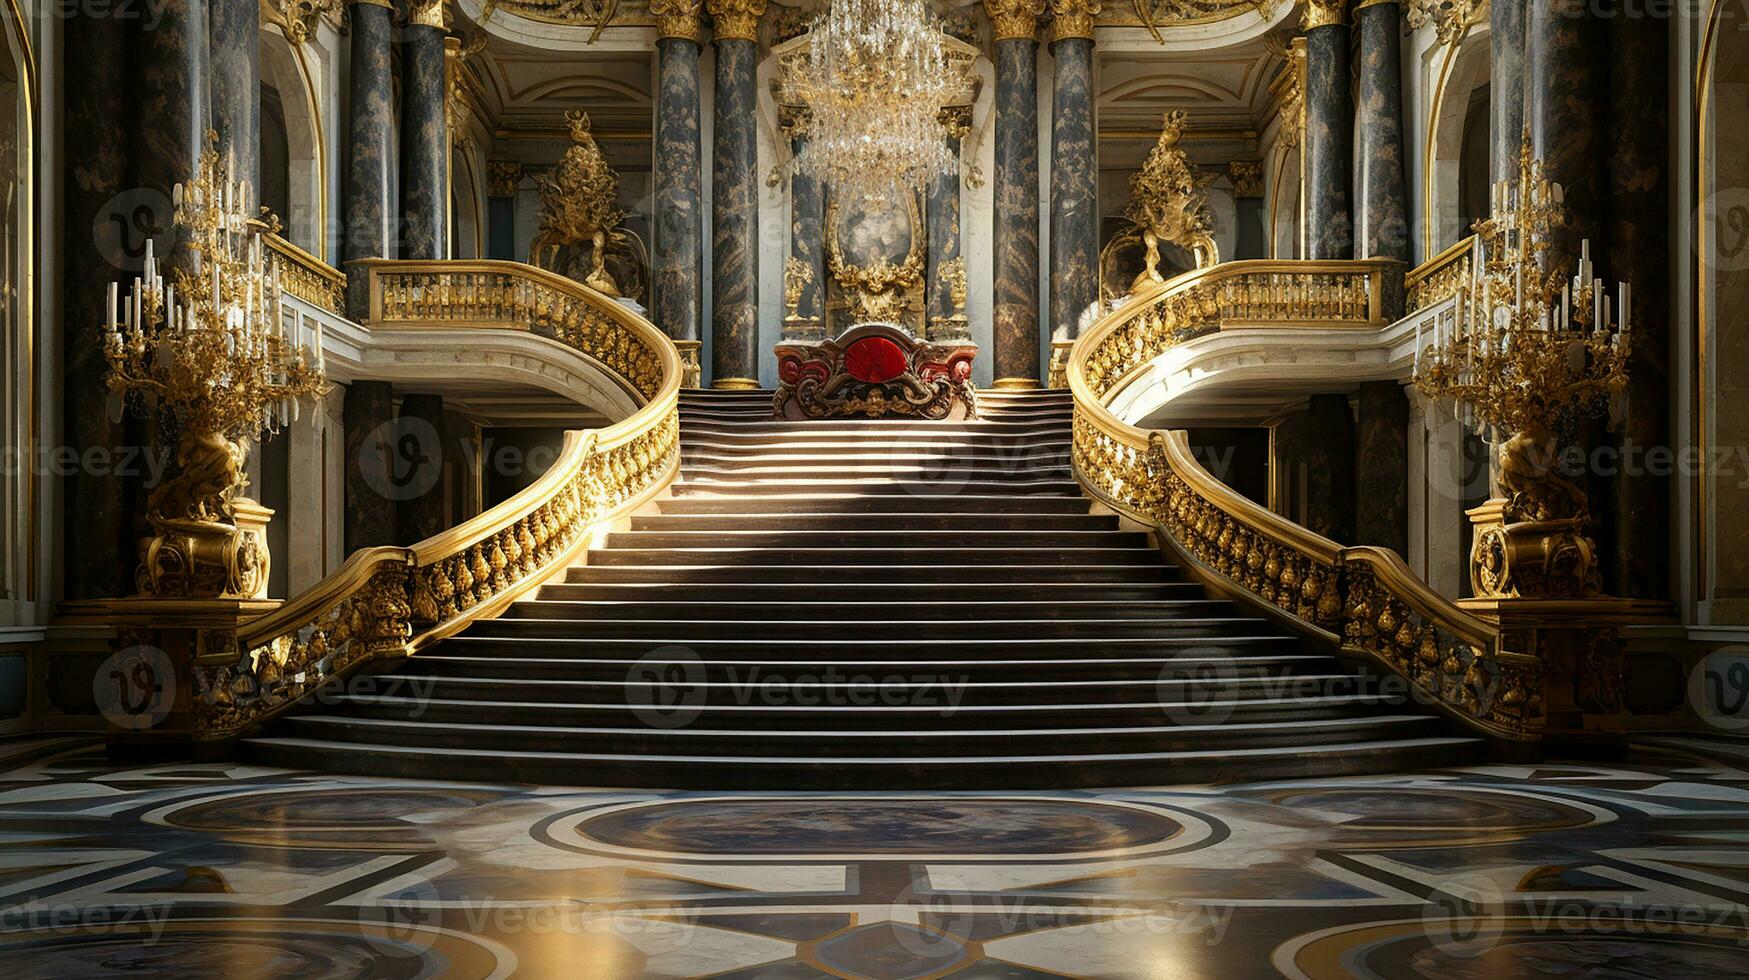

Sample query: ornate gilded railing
[1068,259,1401,394]
[193,261,683,738]
[263,231,347,315]
[1066,261,1544,742]
[1406,234,1475,314]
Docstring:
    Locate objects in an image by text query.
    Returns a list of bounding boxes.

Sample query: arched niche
[259,28,324,255]
[1422,27,1491,258]
[0,0,31,616]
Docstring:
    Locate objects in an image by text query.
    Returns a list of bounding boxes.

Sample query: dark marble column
[1352,0,1408,262]
[1049,6,1099,339]
[343,381,397,553]
[1490,0,1527,189]
[1527,0,1604,273]
[927,107,970,334]
[395,394,450,544]
[652,3,705,345]
[1355,381,1409,557]
[400,2,449,260]
[63,11,136,598]
[989,3,1043,387]
[783,107,825,336]
[1608,12,1671,600]
[1306,394,1358,543]
[209,0,260,191]
[137,0,211,268]
[344,0,395,317]
[705,0,767,389]
[1302,1,1352,260]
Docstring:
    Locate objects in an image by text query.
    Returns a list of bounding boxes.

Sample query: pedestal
[59,597,282,756]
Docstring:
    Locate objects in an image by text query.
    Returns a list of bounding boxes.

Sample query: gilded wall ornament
[1265,31,1305,149]
[705,0,767,41]
[408,0,447,29]
[1050,0,1104,40]
[1405,0,1482,48]
[1126,110,1220,284]
[1124,1,1282,43]
[650,0,705,40]
[1228,159,1264,198]
[531,111,630,297]
[984,0,1045,41]
[274,0,344,46]
[487,160,525,197]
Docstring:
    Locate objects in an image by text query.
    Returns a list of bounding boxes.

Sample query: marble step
[244,735,1482,790]
[584,546,1160,566]
[534,581,1181,602]
[627,512,1118,531]
[600,528,1147,550]
[512,597,1216,620]
[435,633,1296,658]
[561,563,1176,585]
[474,614,1249,640]
[668,480,1083,497]
[653,494,1095,515]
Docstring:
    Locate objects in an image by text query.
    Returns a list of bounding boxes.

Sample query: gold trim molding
[705,0,766,41]
[1051,0,1104,41]
[985,0,1045,41]
[712,377,762,390]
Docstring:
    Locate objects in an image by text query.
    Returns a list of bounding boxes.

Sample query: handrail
[1067,259,1544,742]
[263,231,347,315]
[193,260,683,739]
[1073,258,1402,396]
[1406,234,1475,313]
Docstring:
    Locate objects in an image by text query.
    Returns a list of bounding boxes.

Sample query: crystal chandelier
[104,131,328,597]
[784,0,955,202]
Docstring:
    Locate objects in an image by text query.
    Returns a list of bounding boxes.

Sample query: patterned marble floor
[0,735,1747,978]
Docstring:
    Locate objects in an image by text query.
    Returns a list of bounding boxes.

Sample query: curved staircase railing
[1067,261,1545,742]
[193,260,683,739]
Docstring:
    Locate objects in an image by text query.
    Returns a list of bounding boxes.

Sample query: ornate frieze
[487,160,525,196]
[1227,159,1264,197]
[1050,0,1104,40]
[1118,1,1283,42]
[705,0,766,41]
[985,0,1045,41]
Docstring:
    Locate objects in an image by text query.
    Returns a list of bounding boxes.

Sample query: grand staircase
[247,390,1481,787]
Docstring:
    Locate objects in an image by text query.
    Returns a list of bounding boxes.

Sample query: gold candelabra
[1411,134,1631,598]
[104,131,329,599]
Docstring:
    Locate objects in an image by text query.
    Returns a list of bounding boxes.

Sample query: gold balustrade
[1068,258,1398,394]
[1066,259,1544,741]
[193,260,683,739]
[263,231,347,315]
[1406,234,1475,313]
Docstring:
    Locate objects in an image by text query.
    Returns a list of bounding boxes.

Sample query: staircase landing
[246,390,1481,788]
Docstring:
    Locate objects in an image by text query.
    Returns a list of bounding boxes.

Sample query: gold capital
[1302,0,1347,29]
[705,0,767,42]
[1050,0,1102,42]
[407,0,446,29]
[650,0,704,42]
[985,0,1045,41]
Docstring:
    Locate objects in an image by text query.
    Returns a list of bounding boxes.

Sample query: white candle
[1619,282,1631,334]
[107,281,118,330]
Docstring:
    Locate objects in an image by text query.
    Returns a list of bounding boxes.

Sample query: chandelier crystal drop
[784,0,956,202]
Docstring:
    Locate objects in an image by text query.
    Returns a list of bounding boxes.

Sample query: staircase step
[436,634,1297,658]
[602,529,1146,550]
[534,581,1180,602]
[515,597,1215,620]
[480,614,1249,640]
[587,547,1159,566]
[563,564,1176,585]
[628,513,1117,532]
[655,494,1094,515]
[244,735,1482,789]
[405,652,1332,682]
[670,481,1082,497]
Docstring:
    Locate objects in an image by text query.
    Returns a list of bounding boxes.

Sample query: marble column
[1352,0,1408,262]
[137,0,211,266]
[1490,0,1527,189]
[1355,381,1409,557]
[1608,12,1671,600]
[400,1,450,260]
[1527,0,1604,273]
[927,107,971,335]
[209,0,260,191]
[343,0,395,318]
[395,394,450,544]
[1302,0,1353,260]
[652,1,705,349]
[63,10,136,598]
[987,1,1043,387]
[783,107,825,337]
[1048,3,1099,339]
[343,381,397,553]
[706,0,767,389]
[1306,394,1358,543]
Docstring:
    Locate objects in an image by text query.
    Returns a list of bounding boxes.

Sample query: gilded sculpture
[530,110,633,299]
[1123,110,1219,289]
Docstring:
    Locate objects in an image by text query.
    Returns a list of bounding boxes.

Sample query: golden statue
[531,110,628,297]
[1125,110,1219,286]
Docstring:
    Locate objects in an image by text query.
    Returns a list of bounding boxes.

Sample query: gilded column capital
[1302,0,1348,29]
[651,0,705,42]
[1049,0,1102,42]
[705,0,767,42]
[406,0,447,29]
[985,0,1045,42]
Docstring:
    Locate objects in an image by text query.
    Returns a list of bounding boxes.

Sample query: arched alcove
[259,29,324,253]
[1422,28,1491,257]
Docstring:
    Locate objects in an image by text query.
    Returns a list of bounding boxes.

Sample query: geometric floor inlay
[1,734,1747,977]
